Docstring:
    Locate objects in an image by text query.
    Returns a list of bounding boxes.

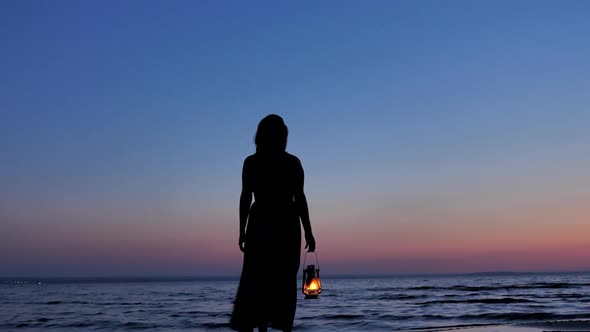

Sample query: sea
[1,272,590,331]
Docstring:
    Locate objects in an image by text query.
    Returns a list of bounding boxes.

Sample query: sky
[1,1,589,277]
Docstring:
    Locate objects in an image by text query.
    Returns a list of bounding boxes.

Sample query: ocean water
[1,273,590,331]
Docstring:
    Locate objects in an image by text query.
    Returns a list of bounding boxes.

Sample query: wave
[299,314,365,320]
[370,294,427,300]
[310,312,590,323]
[44,300,145,306]
[548,293,585,298]
[417,297,535,305]
[200,322,231,329]
[424,312,590,321]
[121,321,159,329]
[167,292,193,296]
[408,282,590,292]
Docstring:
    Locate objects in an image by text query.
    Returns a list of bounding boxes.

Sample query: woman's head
[255,114,288,153]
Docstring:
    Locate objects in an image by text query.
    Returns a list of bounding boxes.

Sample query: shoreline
[399,320,590,332]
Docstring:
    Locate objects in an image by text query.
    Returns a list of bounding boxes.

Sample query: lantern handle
[303,251,320,271]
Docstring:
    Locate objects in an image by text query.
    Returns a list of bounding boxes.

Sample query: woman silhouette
[230,114,316,332]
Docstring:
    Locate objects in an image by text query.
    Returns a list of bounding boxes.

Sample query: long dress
[230,151,303,332]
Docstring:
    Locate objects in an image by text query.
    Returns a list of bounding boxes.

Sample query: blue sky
[1,1,590,276]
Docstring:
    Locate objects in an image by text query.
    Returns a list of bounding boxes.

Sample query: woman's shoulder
[284,152,303,167]
[284,152,299,161]
[246,152,301,165]
[243,154,257,168]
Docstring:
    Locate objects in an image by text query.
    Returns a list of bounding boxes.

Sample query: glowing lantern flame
[303,273,322,296]
[302,252,322,299]
[308,278,320,291]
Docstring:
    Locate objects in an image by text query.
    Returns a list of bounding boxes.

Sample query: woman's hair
[255,114,288,153]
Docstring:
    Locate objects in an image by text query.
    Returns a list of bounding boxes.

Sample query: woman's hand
[238,233,246,252]
[304,233,316,252]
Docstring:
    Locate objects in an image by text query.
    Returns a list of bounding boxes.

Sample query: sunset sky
[1,1,590,277]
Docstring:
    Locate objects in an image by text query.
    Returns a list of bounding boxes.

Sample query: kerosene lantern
[302,252,322,299]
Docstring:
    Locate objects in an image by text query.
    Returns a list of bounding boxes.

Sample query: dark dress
[230,151,303,332]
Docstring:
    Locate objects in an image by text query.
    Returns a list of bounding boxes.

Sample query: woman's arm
[294,158,316,252]
[239,158,253,252]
